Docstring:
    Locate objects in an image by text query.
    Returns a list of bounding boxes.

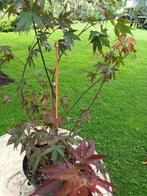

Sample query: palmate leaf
[115,18,132,36]
[43,144,65,163]
[29,149,44,175]
[7,123,29,148]
[30,179,63,196]
[49,133,79,149]
[72,139,106,165]
[0,45,14,66]
[17,12,32,32]
[58,11,73,30]
[31,161,114,196]
[64,29,80,48]
[89,30,110,54]
[17,12,43,32]
[33,162,82,196]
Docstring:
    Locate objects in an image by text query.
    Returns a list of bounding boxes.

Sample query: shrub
[0,16,16,32]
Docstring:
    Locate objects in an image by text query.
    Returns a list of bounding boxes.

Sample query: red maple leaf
[72,139,106,165]
[30,160,115,196]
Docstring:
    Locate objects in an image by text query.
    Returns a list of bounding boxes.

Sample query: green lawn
[0,24,147,196]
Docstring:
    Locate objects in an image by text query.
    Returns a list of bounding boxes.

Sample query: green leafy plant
[1,0,136,195]
[8,122,78,174]
[0,16,16,32]
[0,45,14,86]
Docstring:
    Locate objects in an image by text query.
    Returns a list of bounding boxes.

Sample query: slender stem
[71,80,104,133]
[20,27,51,82]
[70,52,126,132]
[22,28,57,82]
[55,41,59,127]
[87,80,104,110]
[65,76,103,115]
[20,42,38,100]
[77,23,93,37]
[52,23,97,111]
[33,22,55,110]
[52,67,56,83]
[21,42,38,81]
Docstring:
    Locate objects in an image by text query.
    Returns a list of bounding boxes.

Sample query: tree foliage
[0,1,136,195]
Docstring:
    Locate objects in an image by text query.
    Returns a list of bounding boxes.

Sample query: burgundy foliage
[31,139,115,196]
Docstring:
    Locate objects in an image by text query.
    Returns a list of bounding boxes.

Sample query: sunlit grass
[0,24,147,195]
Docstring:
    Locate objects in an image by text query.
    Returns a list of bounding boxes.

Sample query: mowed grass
[0,23,147,195]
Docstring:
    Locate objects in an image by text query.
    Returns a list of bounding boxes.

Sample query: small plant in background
[0,16,17,32]
[0,45,14,68]
[0,0,136,195]
[0,45,14,86]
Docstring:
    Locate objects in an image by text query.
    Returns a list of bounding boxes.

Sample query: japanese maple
[72,139,106,165]
[0,1,136,195]
[31,140,116,196]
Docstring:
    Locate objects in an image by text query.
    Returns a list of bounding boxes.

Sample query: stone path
[0,134,34,196]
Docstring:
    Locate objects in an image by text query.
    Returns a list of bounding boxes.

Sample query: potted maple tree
[0,0,135,195]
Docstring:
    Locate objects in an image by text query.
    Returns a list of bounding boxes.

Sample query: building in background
[126,0,147,8]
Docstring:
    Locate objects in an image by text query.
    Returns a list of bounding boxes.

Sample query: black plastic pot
[23,156,63,196]
[23,155,45,187]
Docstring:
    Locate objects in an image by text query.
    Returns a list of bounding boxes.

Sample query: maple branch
[87,80,104,110]
[21,42,37,81]
[77,23,93,37]
[71,79,104,133]
[33,22,55,110]
[65,76,103,116]
[20,27,52,90]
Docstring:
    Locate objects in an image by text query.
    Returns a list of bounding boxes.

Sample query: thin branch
[87,80,104,110]
[52,67,56,82]
[77,23,93,37]
[20,27,50,82]
[65,76,103,115]
[19,41,38,100]
[71,80,104,133]
[21,27,57,83]
[33,22,55,110]
[21,42,37,81]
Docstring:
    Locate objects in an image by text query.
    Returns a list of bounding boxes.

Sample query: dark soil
[23,156,46,187]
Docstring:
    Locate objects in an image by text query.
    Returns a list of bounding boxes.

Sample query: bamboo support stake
[55,41,59,127]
